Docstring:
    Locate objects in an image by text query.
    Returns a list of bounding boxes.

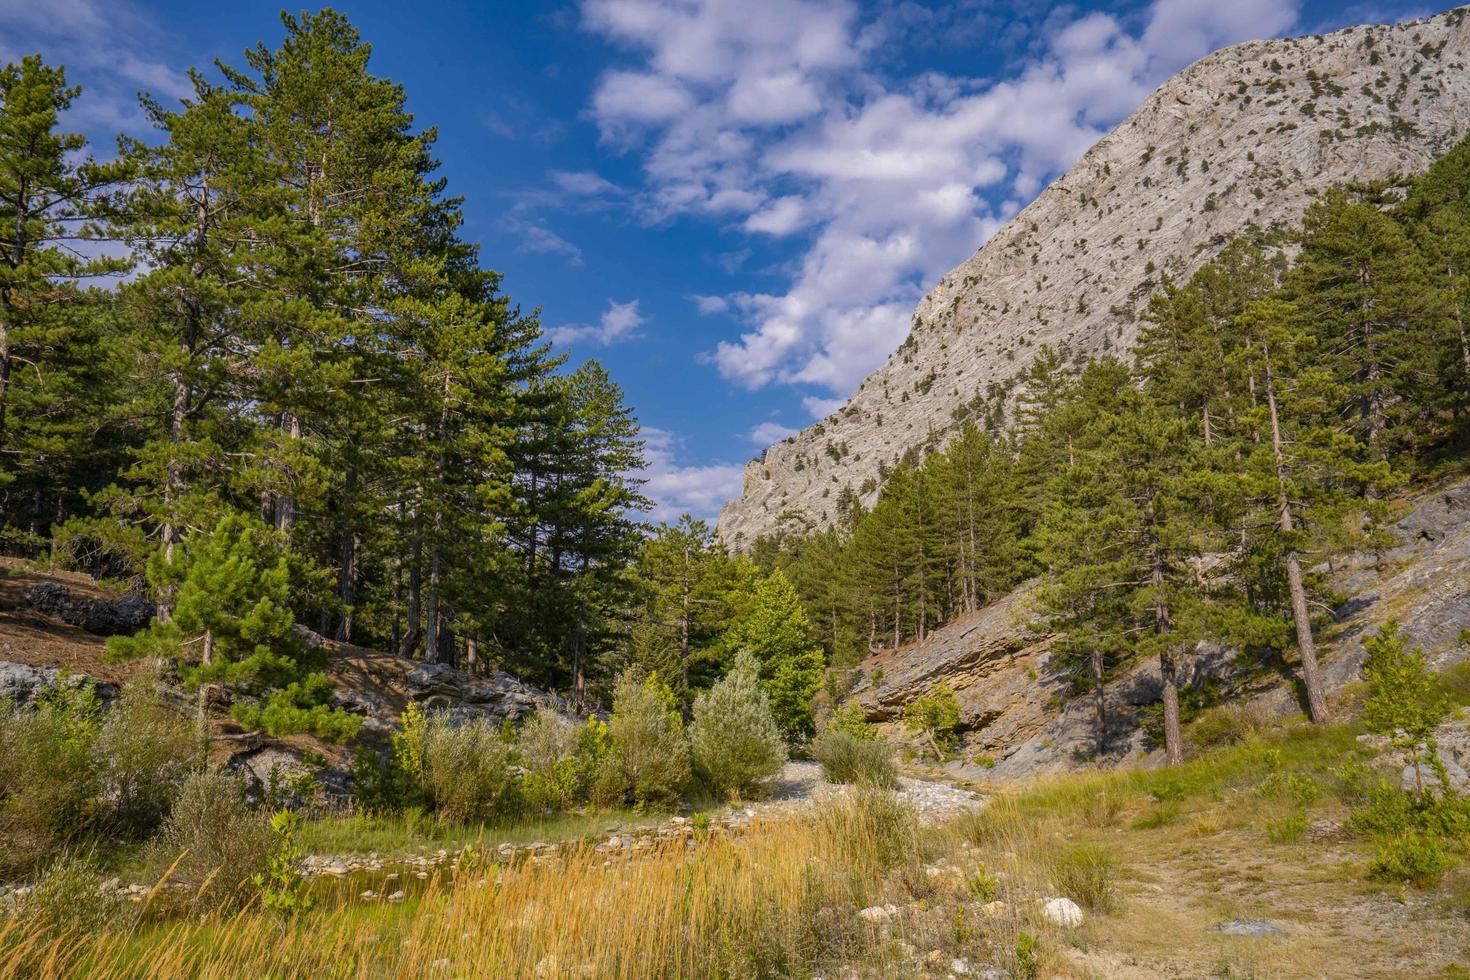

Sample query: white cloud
[747,420,798,444]
[550,169,621,196]
[801,395,846,419]
[547,298,648,346]
[580,0,1304,403]
[743,195,808,235]
[638,427,745,522]
[691,294,730,314]
[593,70,696,125]
[514,221,586,266]
[0,0,193,133]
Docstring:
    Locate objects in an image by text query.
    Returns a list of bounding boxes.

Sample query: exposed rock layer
[720,7,1470,546]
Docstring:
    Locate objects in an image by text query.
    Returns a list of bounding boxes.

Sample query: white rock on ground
[1042,897,1084,928]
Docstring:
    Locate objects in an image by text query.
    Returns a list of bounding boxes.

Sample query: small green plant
[1048,841,1119,913]
[965,866,1000,902]
[254,809,313,915]
[1369,832,1451,887]
[1014,931,1041,980]
[902,682,961,761]
[973,753,998,770]
[810,726,897,788]
[1266,812,1308,844]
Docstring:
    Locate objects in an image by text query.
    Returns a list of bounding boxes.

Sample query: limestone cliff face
[718,6,1470,547]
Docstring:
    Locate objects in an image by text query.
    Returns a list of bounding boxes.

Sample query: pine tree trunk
[399,502,422,658]
[680,540,691,696]
[332,467,357,640]
[276,413,301,535]
[1091,646,1107,757]
[1149,490,1183,766]
[1159,648,1183,766]
[1263,346,1330,723]
[571,621,587,700]
[425,540,443,664]
[0,314,10,459]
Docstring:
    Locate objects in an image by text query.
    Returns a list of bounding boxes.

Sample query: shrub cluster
[357,659,790,825]
[1346,623,1469,888]
[0,675,195,877]
[690,651,787,800]
[811,727,897,789]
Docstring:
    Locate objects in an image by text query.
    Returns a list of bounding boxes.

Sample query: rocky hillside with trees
[719,5,1470,545]
[6,6,1470,977]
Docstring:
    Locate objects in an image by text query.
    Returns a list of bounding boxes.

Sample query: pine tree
[1231,298,1395,723]
[1036,368,1208,764]
[631,516,735,704]
[1286,190,1440,458]
[108,515,357,740]
[723,569,824,742]
[0,56,129,547]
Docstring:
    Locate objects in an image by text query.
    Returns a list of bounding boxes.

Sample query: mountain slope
[718,6,1470,546]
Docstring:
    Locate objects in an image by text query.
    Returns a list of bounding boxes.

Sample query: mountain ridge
[717,5,1470,547]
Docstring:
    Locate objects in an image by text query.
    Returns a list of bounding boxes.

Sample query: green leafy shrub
[810,726,897,788]
[413,711,521,823]
[518,710,611,811]
[0,685,102,875]
[149,769,274,910]
[94,675,196,836]
[1047,841,1119,913]
[690,650,787,799]
[827,701,876,740]
[1362,621,1452,797]
[902,682,961,760]
[1370,832,1451,887]
[605,671,691,808]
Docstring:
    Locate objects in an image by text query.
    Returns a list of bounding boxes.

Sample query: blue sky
[1,0,1440,520]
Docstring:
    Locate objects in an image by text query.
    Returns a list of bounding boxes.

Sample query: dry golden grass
[6,715,1470,978]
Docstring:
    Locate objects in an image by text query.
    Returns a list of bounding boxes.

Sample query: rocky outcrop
[854,477,1470,780]
[24,582,153,636]
[720,7,1470,546]
[404,661,552,725]
[0,660,118,708]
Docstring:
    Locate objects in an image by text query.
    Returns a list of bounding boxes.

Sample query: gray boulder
[25,582,154,636]
[405,661,550,724]
[0,661,118,709]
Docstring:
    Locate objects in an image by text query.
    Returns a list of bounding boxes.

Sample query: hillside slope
[853,478,1470,781]
[719,6,1470,546]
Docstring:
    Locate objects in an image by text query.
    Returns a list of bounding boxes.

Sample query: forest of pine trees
[0,14,649,697]
[756,146,1470,764]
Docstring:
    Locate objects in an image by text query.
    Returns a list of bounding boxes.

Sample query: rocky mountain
[718,6,1470,546]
